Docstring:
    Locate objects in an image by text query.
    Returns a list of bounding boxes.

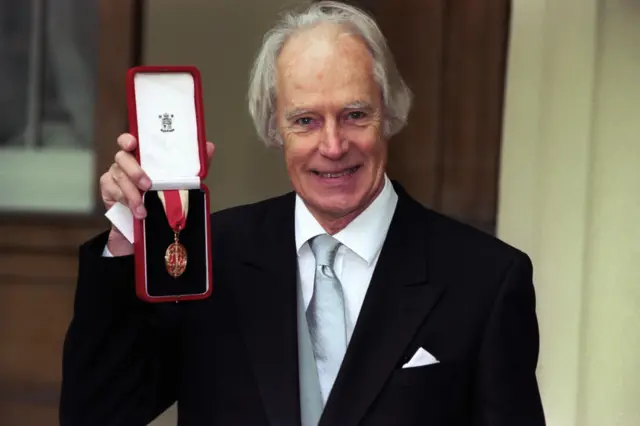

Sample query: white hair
[247,0,413,148]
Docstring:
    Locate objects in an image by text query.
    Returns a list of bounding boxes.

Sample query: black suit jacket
[60,183,545,426]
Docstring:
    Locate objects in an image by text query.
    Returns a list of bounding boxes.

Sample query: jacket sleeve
[473,252,547,426]
[59,231,183,426]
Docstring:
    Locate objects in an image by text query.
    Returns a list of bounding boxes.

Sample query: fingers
[100,171,124,205]
[115,150,151,191]
[115,134,148,189]
[205,141,215,170]
[99,133,151,219]
[117,133,137,152]
[110,163,147,218]
[101,167,146,219]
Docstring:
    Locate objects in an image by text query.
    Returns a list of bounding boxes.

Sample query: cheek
[353,132,386,164]
[283,140,312,172]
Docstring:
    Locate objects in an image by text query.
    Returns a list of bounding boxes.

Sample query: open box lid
[127,66,207,190]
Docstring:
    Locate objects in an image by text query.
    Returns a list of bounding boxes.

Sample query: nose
[319,119,347,160]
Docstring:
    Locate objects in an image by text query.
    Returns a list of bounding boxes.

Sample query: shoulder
[398,190,531,279]
[427,207,528,263]
[402,198,535,308]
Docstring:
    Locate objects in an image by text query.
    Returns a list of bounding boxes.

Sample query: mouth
[311,166,361,179]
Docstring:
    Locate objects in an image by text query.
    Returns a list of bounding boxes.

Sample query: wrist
[107,228,134,256]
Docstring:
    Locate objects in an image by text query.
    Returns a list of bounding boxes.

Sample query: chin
[311,193,362,218]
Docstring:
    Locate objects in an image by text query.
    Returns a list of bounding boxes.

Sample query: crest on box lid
[159,113,175,133]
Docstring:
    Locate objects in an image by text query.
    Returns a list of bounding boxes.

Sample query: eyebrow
[284,108,314,121]
[344,100,373,110]
[284,101,374,121]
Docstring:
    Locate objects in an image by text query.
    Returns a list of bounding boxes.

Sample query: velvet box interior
[140,189,210,299]
[128,66,212,302]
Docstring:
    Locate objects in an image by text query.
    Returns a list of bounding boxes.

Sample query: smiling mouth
[312,166,361,178]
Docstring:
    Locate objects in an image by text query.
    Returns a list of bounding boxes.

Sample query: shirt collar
[294,174,398,265]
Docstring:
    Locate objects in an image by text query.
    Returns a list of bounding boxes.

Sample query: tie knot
[309,234,341,267]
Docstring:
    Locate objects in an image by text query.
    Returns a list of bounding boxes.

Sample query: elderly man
[59,2,545,425]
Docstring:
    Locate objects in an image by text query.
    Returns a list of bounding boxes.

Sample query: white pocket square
[402,347,440,368]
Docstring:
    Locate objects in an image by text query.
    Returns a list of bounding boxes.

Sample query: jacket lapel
[233,193,302,426]
[319,187,446,426]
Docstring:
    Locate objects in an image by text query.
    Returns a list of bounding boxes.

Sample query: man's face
[275,24,387,228]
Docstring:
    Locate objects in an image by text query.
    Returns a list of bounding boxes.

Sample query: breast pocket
[387,361,451,389]
[371,362,455,425]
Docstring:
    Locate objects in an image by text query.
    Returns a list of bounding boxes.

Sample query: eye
[346,111,367,121]
[295,117,314,126]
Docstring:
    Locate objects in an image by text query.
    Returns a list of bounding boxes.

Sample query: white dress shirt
[295,175,398,341]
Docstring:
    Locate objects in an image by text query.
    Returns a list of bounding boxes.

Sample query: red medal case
[126,65,213,303]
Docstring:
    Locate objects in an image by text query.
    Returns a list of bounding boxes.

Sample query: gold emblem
[165,232,187,278]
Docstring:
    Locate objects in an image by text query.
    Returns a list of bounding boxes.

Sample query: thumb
[205,141,215,170]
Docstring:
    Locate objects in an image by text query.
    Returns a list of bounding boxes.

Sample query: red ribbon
[163,190,186,233]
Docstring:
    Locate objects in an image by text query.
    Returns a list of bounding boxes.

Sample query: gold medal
[165,231,188,278]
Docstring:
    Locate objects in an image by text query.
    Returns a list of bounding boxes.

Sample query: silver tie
[306,234,347,404]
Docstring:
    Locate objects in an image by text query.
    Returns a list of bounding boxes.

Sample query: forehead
[276,24,379,107]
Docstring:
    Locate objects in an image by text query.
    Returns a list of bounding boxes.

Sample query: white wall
[498,0,640,424]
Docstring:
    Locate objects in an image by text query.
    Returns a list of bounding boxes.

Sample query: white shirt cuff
[102,244,114,257]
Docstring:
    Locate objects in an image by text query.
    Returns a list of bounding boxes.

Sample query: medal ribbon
[160,190,188,234]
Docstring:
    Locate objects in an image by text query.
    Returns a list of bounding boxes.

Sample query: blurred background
[0,0,638,425]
